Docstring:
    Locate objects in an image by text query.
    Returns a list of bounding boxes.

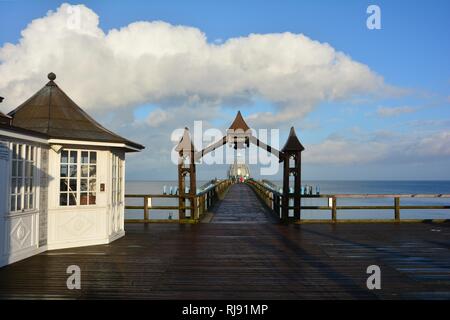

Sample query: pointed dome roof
[8,73,144,150]
[175,127,196,154]
[281,127,305,152]
[228,111,250,132]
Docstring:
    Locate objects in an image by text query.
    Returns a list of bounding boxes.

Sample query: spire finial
[48,72,56,81]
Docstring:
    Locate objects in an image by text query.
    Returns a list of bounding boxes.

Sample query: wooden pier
[0,220,449,299]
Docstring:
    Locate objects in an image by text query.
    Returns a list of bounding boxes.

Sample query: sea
[125,180,450,220]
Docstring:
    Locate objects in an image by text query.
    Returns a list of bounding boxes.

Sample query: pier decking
[210,183,277,223]
[0,221,449,299]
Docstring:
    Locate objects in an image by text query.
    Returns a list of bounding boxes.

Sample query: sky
[0,0,449,180]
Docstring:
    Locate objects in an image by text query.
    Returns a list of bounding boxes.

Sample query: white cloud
[376,106,416,117]
[304,130,450,165]
[0,3,391,125]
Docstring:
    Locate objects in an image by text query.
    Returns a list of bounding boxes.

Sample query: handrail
[247,179,450,222]
[124,179,232,223]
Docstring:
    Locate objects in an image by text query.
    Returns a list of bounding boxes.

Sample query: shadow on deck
[0,222,449,299]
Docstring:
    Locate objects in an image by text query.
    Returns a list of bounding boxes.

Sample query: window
[111,154,123,205]
[10,143,36,212]
[60,150,96,206]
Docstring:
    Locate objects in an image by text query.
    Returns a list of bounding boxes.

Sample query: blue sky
[1,1,449,180]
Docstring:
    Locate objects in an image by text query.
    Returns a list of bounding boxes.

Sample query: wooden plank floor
[210,183,278,223]
[0,222,449,299]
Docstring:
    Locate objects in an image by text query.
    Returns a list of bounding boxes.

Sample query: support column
[281,127,305,223]
[176,128,197,220]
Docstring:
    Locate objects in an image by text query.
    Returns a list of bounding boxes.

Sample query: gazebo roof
[8,73,144,150]
[228,111,250,132]
[281,127,305,152]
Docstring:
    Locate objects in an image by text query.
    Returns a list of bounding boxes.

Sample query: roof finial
[48,72,56,81]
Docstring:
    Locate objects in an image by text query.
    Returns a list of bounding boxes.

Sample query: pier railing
[124,179,231,223]
[247,179,450,223]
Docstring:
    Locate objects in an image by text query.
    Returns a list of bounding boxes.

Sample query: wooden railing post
[395,197,400,221]
[144,196,149,221]
[331,196,337,222]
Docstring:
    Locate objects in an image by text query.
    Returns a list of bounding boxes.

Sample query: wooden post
[331,196,337,222]
[144,196,149,221]
[175,127,197,221]
[281,154,290,223]
[394,197,400,221]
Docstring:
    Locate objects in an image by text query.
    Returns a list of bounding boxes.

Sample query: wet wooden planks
[210,183,277,223]
[0,222,449,299]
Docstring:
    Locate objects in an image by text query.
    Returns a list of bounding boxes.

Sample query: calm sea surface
[125,180,450,220]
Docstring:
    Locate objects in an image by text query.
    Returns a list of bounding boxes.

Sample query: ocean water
[125,180,450,220]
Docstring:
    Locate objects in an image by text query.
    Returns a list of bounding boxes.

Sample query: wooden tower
[175,127,197,219]
[281,127,305,222]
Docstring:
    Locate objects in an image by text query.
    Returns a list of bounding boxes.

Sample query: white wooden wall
[0,138,43,267]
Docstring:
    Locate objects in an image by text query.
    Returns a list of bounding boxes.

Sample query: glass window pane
[17,195,22,211]
[69,165,77,177]
[89,179,96,192]
[25,162,31,177]
[25,145,29,160]
[29,194,34,209]
[80,193,88,205]
[90,152,97,164]
[60,165,68,177]
[30,147,34,161]
[61,150,68,163]
[89,192,96,205]
[60,193,68,206]
[69,179,77,191]
[60,179,68,192]
[24,194,29,210]
[12,160,17,177]
[17,160,23,177]
[12,144,17,159]
[70,151,77,163]
[10,196,16,211]
[89,165,96,178]
[24,178,30,192]
[17,145,23,159]
[81,165,88,177]
[11,178,16,194]
[81,151,89,163]
[69,193,77,206]
[80,179,88,192]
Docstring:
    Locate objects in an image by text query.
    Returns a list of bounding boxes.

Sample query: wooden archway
[175,111,304,222]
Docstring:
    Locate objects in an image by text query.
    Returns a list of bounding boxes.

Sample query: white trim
[0,131,141,151]
[0,129,47,144]
[48,139,140,151]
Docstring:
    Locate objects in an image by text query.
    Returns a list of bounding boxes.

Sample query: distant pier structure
[228,162,250,182]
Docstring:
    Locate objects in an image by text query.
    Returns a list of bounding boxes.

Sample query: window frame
[9,142,38,214]
[111,153,124,206]
[59,149,97,207]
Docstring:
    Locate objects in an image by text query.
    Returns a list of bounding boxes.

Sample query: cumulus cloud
[304,130,450,165]
[0,3,391,125]
[376,106,416,117]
